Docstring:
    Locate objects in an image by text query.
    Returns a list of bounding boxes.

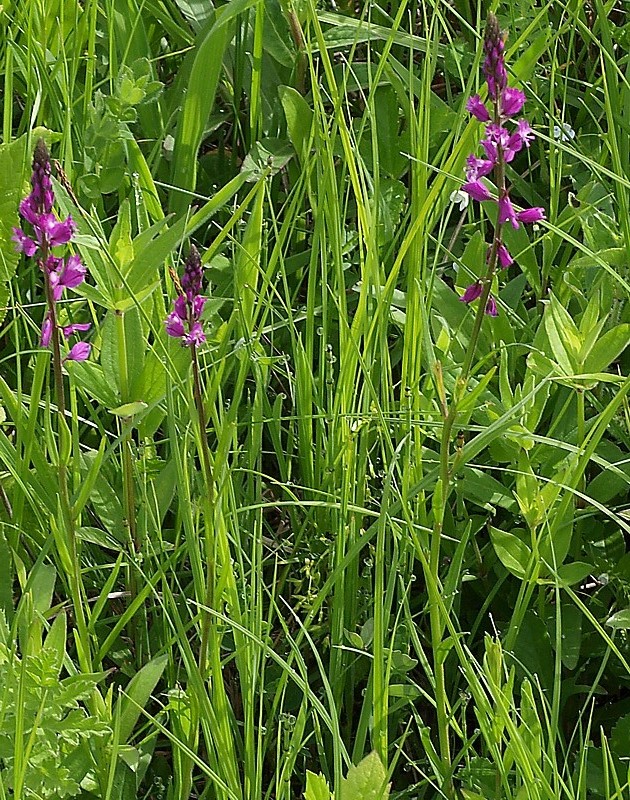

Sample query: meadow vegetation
[0,0,630,798]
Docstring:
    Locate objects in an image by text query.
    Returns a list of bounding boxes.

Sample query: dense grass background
[0,0,630,797]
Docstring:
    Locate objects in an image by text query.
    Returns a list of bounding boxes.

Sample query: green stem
[114,309,143,662]
[43,259,91,673]
[191,345,216,677]
[428,95,508,790]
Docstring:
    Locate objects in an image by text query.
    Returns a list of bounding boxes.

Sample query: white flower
[553,122,575,143]
[450,189,469,211]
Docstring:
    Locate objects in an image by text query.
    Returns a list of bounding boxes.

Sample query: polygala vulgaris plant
[427,16,547,795]
[459,12,545,318]
[13,139,92,670]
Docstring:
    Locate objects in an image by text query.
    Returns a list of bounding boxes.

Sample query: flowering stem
[429,78,509,792]
[42,251,92,673]
[191,345,216,676]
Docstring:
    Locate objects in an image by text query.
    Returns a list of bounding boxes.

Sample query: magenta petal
[183,321,206,347]
[12,228,38,256]
[19,196,40,226]
[463,181,493,202]
[173,294,187,319]
[460,282,483,304]
[40,315,53,347]
[466,95,491,122]
[497,243,513,268]
[498,195,519,229]
[516,118,535,146]
[65,341,91,361]
[501,87,526,117]
[165,312,185,338]
[192,295,208,318]
[60,254,86,290]
[481,138,498,163]
[62,322,91,338]
[485,295,498,316]
[49,215,76,247]
[516,207,546,224]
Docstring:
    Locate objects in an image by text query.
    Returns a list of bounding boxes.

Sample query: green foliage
[1,0,630,798]
[0,611,109,797]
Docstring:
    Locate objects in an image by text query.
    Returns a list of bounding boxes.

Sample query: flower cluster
[459,14,545,315]
[13,140,91,361]
[165,245,208,348]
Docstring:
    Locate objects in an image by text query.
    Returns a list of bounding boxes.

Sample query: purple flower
[165,310,185,338]
[12,228,38,256]
[505,120,534,161]
[497,243,513,268]
[498,194,519,229]
[466,95,490,122]
[166,245,208,348]
[463,181,493,202]
[501,88,526,118]
[485,295,498,316]
[516,207,545,224]
[65,342,91,362]
[62,322,91,338]
[465,155,494,181]
[460,282,483,304]
[47,254,86,301]
[40,314,53,347]
[183,321,206,348]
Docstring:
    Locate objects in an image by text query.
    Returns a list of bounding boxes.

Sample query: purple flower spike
[166,245,208,349]
[483,13,507,100]
[485,296,498,316]
[516,207,545,224]
[65,342,91,362]
[181,244,203,301]
[466,95,491,122]
[498,194,519,229]
[501,88,526,118]
[497,243,513,268]
[31,139,55,214]
[16,139,91,359]
[463,181,493,202]
[460,282,483,304]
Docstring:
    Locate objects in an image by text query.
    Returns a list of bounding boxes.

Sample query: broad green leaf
[110,198,134,273]
[559,602,582,671]
[114,653,168,744]
[339,751,390,800]
[169,0,257,215]
[555,562,593,587]
[489,527,530,579]
[544,293,581,372]
[279,86,313,161]
[304,771,332,800]
[606,608,630,630]
[73,437,107,519]
[125,215,187,299]
[110,401,148,417]
[583,324,630,373]
[42,611,67,679]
